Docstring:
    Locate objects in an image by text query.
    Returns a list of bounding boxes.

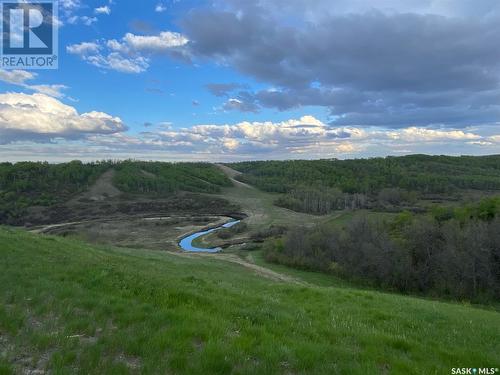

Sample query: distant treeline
[265,197,500,302]
[231,155,500,214]
[0,160,231,224]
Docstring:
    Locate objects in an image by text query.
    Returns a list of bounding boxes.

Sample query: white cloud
[0,70,36,85]
[155,3,167,12]
[488,135,500,143]
[110,32,188,53]
[67,15,98,25]
[0,69,68,98]
[118,116,491,158]
[27,85,68,99]
[0,93,126,143]
[95,5,111,15]
[222,137,239,150]
[67,42,149,73]
[154,116,354,155]
[67,31,189,73]
[387,127,481,142]
[66,42,101,55]
[60,0,108,26]
[82,16,98,25]
[86,53,150,74]
[60,0,80,10]
[467,140,493,146]
[335,143,358,153]
[1,111,498,160]
[222,98,258,113]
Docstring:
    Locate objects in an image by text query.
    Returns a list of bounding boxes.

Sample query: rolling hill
[1,227,499,374]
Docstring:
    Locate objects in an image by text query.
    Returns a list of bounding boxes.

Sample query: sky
[1,0,500,162]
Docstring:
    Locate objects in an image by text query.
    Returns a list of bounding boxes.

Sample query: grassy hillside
[1,228,499,374]
[113,161,232,195]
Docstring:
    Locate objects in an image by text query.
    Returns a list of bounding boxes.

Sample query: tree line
[231,154,500,194]
[265,197,500,302]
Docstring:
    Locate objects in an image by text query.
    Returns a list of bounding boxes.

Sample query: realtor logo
[1,1,58,69]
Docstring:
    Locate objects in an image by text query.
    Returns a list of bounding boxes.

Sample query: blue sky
[1,0,500,161]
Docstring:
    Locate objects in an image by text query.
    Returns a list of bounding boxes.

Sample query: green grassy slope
[1,228,499,374]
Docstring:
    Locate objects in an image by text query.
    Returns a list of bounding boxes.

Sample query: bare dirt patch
[70,169,121,203]
[216,164,254,189]
[115,353,142,371]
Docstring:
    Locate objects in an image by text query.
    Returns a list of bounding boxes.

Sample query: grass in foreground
[0,228,499,374]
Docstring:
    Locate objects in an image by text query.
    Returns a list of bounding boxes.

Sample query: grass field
[1,227,499,374]
[214,166,324,230]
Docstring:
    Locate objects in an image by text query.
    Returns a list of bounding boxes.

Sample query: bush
[217,221,248,239]
[251,225,287,241]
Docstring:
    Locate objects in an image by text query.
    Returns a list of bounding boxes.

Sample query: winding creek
[178,219,241,253]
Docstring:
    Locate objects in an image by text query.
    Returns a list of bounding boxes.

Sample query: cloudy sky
[1,0,500,161]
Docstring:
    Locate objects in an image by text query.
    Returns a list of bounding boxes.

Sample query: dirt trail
[215,164,255,189]
[70,169,121,203]
[167,251,306,285]
[30,220,90,234]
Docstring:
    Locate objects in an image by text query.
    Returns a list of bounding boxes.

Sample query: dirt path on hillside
[215,164,255,189]
[167,251,306,285]
[30,220,90,234]
[69,169,121,204]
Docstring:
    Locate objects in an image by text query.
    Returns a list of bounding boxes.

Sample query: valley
[1,156,500,374]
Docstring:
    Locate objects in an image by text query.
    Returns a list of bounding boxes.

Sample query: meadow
[1,227,499,374]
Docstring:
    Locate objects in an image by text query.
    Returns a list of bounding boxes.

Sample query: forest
[0,161,111,223]
[264,197,500,302]
[232,155,500,214]
[0,160,231,224]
